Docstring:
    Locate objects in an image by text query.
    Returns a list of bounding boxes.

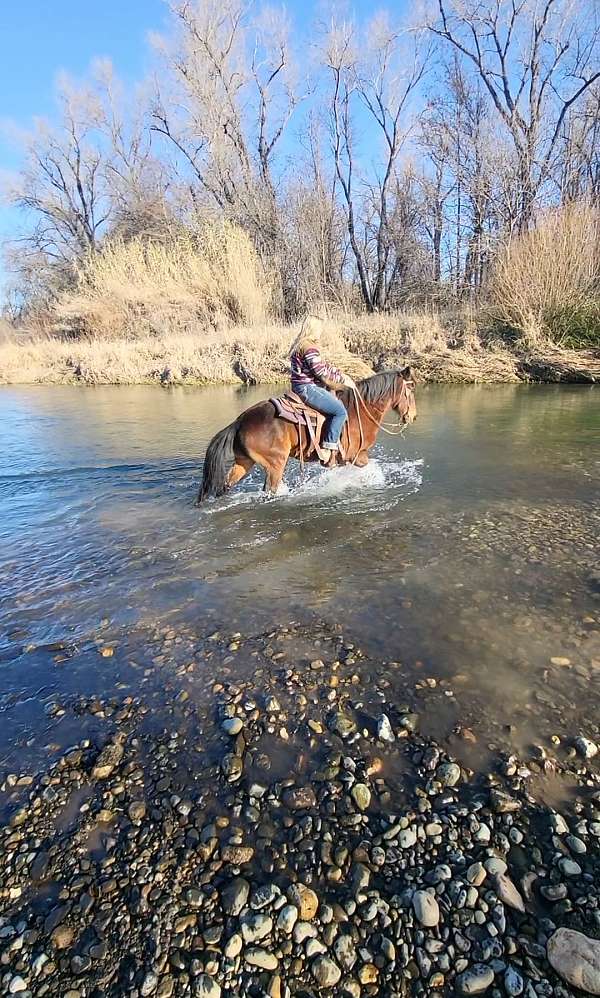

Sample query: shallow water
[0,383,598,774]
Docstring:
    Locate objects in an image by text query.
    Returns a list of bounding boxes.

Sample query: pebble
[276,904,299,934]
[311,955,342,988]
[412,889,440,927]
[559,857,582,876]
[351,783,371,810]
[456,963,495,994]
[221,754,243,782]
[9,978,27,994]
[244,948,279,970]
[547,927,600,995]
[141,972,158,995]
[194,975,221,997]
[334,935,357,971]
[221,877,250,915]
[289,883,319,920]
[221,845,254,864]
[221,717,243,735]
[574,736,598,759]
[436,762,461,786]
[494,873,525,913]
[377,714,395,742]
[282,786,316,810]
[504,965,524,996]
[223,934,242,959]
[398,826,417,849]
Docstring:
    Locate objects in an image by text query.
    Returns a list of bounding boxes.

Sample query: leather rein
[347,377,414,466]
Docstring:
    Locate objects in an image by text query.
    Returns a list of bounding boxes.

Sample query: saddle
[270,391,345,463]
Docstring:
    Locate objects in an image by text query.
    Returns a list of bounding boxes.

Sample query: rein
[346,378,411,467]
[351,380,411,437]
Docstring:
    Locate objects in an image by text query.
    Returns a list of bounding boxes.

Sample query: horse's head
[393,367,417,424]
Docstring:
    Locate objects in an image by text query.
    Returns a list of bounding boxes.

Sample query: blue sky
[0,0,406,296]
[0,0,174,292]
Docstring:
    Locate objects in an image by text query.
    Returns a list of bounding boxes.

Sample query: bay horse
[198,367,416,502]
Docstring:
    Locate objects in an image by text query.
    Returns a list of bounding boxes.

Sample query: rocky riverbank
[1,623,600,997]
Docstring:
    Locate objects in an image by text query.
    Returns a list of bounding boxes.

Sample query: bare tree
[7,79,111,264]
[151,0,304,252]
[322,12,430,311]
[429,0,600,228]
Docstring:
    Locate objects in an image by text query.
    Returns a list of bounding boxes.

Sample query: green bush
[545,302,600,348]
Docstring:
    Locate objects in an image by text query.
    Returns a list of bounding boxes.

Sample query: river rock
[377,714,395,742]
[436,762,461,787]
[128,800,146,822]
[282,786,316,810]
[399,826,417,849]
[51,924,74,949]
[504,965,524,996]
[456,964,495,994]
[9,978,27,995]
[334,934,357,971]
[276,904,298,934]
[221,877,250,915]
[547,927,600,994]
[490,788,521,813]
[221,717,243,736]
[559,857,582,876]
[329,713,356,739]
[221,845,254,864]
[574,736,599,759]
[141,972,158,995]
[223,934,242,959]
[311,956,342,988]
[244,948,278,970]
[412,890,440,927]
[221,753,243,782]
[289,883,319,920]
[351,783,371,811]
[493,873,525,913]
[240,912,272,943]
[91,739,124,780]
[195,975,221,997]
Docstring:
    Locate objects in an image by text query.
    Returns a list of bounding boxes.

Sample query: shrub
[489,202,600,347]
[57,221,276,339]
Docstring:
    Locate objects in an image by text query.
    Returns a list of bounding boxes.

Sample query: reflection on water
[0,383,598,769]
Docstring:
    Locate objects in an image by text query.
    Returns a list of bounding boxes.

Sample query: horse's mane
[338,370,400,406]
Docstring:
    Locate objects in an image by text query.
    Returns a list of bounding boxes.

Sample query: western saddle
[270,391,346,463]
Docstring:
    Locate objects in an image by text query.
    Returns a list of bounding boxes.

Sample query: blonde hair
[289,314,323,357]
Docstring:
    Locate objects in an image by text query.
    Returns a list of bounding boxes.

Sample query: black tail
[197,420,239,503]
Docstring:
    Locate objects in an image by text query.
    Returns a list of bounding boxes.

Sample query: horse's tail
[197,420,239,503]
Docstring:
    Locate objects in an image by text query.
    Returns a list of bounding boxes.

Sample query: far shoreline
[0,319,598,388]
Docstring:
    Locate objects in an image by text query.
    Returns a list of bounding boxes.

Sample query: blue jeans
[295,384,347,448]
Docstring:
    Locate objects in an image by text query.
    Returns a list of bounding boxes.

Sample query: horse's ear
[401,366,412,380]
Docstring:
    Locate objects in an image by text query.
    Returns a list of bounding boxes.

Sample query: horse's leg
[263,456,288,495]
[353,450,369,468]
[226,455,254,490]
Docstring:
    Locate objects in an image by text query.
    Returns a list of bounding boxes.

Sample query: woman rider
[289,316,356,465]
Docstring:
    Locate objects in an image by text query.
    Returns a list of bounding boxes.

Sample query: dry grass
[489,202,600,345]
[1,309,596,387]
[0,321,372,386]
[57,222,276,338]
[0,311,516,386]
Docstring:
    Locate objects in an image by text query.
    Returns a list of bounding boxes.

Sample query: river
[0,383,598,784]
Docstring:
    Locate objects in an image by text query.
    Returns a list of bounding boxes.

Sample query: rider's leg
[296,385,347,461]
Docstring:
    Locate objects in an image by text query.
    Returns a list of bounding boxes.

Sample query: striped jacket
[290,346,345,392]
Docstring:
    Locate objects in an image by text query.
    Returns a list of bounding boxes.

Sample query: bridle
[352,377,414,434]
[348,376,414,466]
